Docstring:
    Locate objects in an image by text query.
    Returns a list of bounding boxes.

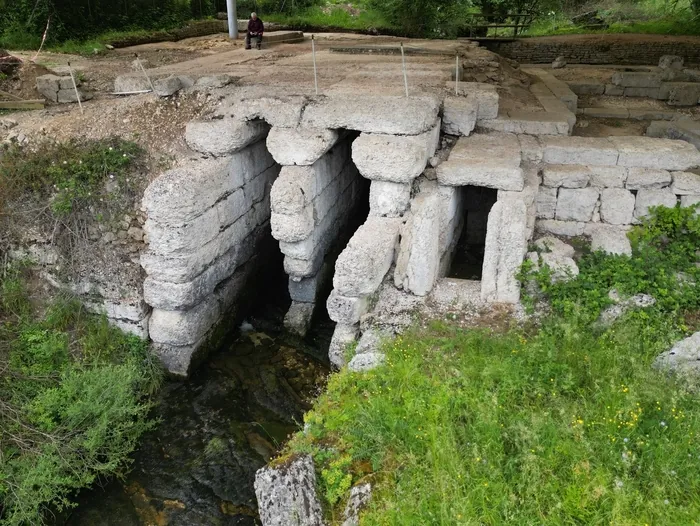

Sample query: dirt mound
[0,61,50,101]
[0,49,21,75]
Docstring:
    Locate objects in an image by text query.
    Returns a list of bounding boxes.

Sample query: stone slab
[555,187,599,222]
[625,167,672,190]
[542,136,619,166]
[671,171,700,195]
[611,136,700,171]
[542,165,590,188]
[437,132,523,191]
[266,127,341,166]
[301,94,441,135]
[600,188,635,225]
[369,180,411,217]
[186,118,270,157]
[634,188,678,218]
[442,95,477,136]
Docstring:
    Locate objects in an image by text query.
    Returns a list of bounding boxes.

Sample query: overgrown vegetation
[0,264,162,525]
[287,205,700,524]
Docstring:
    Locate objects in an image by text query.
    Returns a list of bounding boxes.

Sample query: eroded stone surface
[186,118,270,156]
[634,189,678,218]
[654,332,700,380]
[600,188,635,225]
[267,127,341,166]
[254,455,324,526]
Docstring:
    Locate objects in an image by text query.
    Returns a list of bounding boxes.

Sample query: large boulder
[654,332,700,381]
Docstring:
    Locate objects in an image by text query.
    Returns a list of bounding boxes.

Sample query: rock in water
[552,56,567,69]
[254,455,324,526]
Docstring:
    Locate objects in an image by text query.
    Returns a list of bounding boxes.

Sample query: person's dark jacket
[248,18,264,35]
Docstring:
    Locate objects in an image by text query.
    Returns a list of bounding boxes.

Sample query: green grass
[287,206,700,524]
[0,265,162,525]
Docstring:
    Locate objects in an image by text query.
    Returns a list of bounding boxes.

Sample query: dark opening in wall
[448,185,497,280]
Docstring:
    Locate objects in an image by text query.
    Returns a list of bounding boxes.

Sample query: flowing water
[61,253,331,526]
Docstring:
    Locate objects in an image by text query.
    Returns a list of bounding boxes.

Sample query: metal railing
[463,12,538,39]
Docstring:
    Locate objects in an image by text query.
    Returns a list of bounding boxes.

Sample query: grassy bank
[287,205,700,524]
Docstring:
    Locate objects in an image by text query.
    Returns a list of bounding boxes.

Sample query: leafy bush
[0,267,162,526]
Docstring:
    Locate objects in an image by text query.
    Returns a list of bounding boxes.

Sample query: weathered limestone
[266,127,341,166]
[36,74,92,103]
[284,302,316,337]
[536,187,558,220]
[610,136,700,171]
[587,224,632,256]
[254,455,324,526]
[395,192,441,296]
[328,324,359,369]
[681,195,700,210]
[660,82,700,106]
[352,123,440,183]
[437,132,523,191]
[536,219,586,237]
[542,165,589,188]
[149,300,219,347]
[153,75,183,97]
[481,198,528,303]
[654,331,700,380]
[453,82,499,120]
[343,483,372,526]
[634,189,678,219]
[326,292,370,325]
[600,188,636,225]
[625,167,672,190]
[220,95,307,128]
[369,181,411,217]
[589,166,627,188]
[442,96,477,136]
[186,118,270,157]
[659,55,684,70]
[611,71,661,88]
[333,217,401,297]
[671,171,700,195]
[302,94,441,135]
[348,352,386,372]
[534,236,575,258]
[555,188,599,222]
[542,136,619,166]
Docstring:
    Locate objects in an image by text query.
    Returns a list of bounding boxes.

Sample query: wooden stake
[67,61,83,113]
[400,43,409,97]
[312,35,319,95]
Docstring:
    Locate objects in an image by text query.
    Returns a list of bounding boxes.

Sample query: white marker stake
[312,35,319,95]
[401,43,409,97]
[67,62,83,114]
[456,54,460,95]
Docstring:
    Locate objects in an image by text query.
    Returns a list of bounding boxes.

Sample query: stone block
[671,171,700,195]
[480,112,571,136]
[114,74,151,93]
[659,55,684,70]
[589,166,627,188]
[662,83,700,106]
[143,142,273,227]
[254,455,324,526]
[266,127,341,166]
[195,74,235,88]
[369,181,411,217]
[555,187,599,222]
[352,123,440,183]
[582,107,630,119]
[536,187,557,219]
[149,299,220,346]
[328,324,359,369]
[587,224,632,256]
[681,195,700,210]
[221,95,307,128]
[185,118,270,157]
[270,207,314,243]
[36,74,61,101]
[534,236,575,258]
[567,81,605,95]
[333,217,401,297]
[605,84,625,96]
[600,188,636,225]
[539,253,579,282]
[634,189,678,219]
[153,75,182,97]
[611,136,700,171]
[56,89,92,103]
[536,219,586,237]
[625,167,672,190]
[284,302,315,337]
[481,198,528,303]
[271,141,350,215]
[623,87,661,99]
[611,72,661,88]
[442,95,477,136]
[397,192,441,296]
[542,165,590,188]
[437,132,523,191]
[301,94,441,135]
[326,291,370,325]
[542,136,619,166]
[517,134,543,163]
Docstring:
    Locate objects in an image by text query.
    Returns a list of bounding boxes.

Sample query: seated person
[246,12,264,50]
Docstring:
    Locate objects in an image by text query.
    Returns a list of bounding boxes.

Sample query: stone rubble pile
[36,74,93,103]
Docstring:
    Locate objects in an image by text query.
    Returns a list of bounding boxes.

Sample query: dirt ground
[0,32,537,166]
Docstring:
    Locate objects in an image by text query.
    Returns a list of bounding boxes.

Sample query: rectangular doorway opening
[447,185,497,280]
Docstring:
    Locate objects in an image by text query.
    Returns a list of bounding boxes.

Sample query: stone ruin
[125,84,700,376]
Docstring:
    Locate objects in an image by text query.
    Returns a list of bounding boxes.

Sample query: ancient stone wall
[484,40,700,66]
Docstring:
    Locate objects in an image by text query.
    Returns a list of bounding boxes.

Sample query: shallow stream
[61,257,331,526]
